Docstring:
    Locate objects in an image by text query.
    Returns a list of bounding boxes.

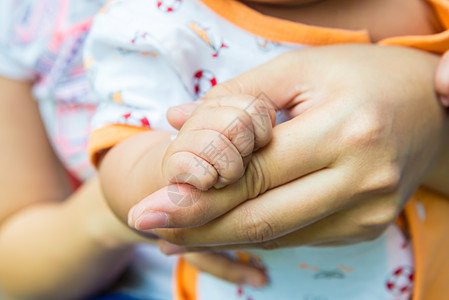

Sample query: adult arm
[0,77,146,300]
[126,44,449,251]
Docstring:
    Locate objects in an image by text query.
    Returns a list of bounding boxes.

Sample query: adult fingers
[150,165,355,246]
[181,252,268,287]
[157,195,395,253]
[435,50,449,107]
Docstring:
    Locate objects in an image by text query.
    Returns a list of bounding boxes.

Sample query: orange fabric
[175,257,199,300]
[379,31,449,54]
[199,0,371,45]
[404,188,449,300]
[429,0,449,29]
[200,0,449,54]
[378,0,449,54]
[88,124,150,166]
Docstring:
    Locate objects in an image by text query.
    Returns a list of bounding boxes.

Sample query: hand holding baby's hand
[163,95,276,190]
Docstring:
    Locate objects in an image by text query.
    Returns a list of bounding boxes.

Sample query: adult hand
[128,44,448,253]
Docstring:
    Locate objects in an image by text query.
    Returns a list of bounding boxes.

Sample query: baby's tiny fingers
[165,152,217,190]
[164,129,245,188]
[229,96,276,150]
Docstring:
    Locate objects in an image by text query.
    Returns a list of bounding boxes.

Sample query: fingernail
[440,96,449,107]
[134,212,168,230]
[128,204,146,226]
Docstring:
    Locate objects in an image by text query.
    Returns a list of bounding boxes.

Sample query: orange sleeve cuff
[174,257,198,300]
[379,0,449,54]
[88,124,150,167]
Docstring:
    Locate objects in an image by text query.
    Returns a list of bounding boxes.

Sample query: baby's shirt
[85,0,449,299]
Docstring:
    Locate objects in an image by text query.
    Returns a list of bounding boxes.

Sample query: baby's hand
[163,95,276,190]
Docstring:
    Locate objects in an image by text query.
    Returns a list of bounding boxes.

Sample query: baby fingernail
[134,212,168,230]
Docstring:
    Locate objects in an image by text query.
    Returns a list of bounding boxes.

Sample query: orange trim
[428,0,449,30]
[404,188,449,300]
[378,0,449,54]
[199,0,370,45]
[199,0,449,53]
[174,257,198,300]
[88,124,150,167]
[379,30,449,54]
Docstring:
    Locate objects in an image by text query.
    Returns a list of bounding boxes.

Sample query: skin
[0,77,266,299]
[123,45,449,254]
[242,0,440,42]
[98,0,446,290]
[0,77,148,299]
[4,1,445,296]
[164,95,276,191]
[95,0,445,289]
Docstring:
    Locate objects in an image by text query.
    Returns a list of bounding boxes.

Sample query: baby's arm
[163,95,276,191]
[97,130,173,223]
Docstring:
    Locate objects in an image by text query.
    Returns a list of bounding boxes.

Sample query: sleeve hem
[88,124,150,167]
[377,0,449,54]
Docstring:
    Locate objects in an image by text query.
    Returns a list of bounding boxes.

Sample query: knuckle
[237,207,275,243]
[243,157,270,199]
[340,109,386,148]
[357,204,398,230]
[166,153,193,175]
[361,165,401,194]
[249,99,273,128]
